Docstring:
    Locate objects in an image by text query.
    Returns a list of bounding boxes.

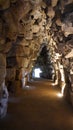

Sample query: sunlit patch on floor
[57,93,63,98]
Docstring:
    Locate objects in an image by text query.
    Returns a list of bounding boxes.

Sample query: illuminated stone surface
[0,0,73,117]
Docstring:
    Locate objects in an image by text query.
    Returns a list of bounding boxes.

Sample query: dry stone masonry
[0,0,73,117]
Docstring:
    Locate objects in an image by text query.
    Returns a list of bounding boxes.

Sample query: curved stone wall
[0,0,73,117]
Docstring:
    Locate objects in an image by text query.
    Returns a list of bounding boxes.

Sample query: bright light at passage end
[34,68,42,78]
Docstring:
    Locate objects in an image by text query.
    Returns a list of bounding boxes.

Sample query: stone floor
[0,80,73,130]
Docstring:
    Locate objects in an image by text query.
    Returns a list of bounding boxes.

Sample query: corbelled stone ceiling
[0,0,73,118]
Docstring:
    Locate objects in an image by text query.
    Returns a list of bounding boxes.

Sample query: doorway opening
[31,44,55,81]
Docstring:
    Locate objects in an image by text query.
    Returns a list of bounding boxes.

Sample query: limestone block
[46,24,50,30]
[41,19,46,26]
[0,0,10,10]
[31,25,40,33]
[20,39,30,46]
[30,10,42,20]
[47,7,55,19]
[23,24,33,40]
[62,23,73,37]
[25,33,33,40]
[56,19,62,26]
[51,0,58,7]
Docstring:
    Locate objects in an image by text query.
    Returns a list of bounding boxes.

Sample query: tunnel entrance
[31,44,55,81]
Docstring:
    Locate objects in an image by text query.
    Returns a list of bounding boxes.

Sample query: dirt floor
[0,80,73,130]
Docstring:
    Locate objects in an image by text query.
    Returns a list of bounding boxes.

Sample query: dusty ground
[0,80,73,130]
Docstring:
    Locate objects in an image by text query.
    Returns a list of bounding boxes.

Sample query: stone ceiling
[0,0,73,81]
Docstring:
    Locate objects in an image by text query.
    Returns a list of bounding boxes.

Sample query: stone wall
[0,0,73,117]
